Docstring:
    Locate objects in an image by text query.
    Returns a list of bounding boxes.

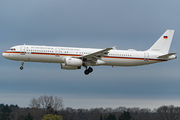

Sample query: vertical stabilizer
[147,30,175,54]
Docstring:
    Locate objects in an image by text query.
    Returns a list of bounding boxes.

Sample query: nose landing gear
[20,62,24,70]
[84,67,93,75]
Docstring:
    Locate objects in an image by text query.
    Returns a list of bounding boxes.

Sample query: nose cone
[2,52,16,60]
[2,52,8,59]
[2,52,5,57]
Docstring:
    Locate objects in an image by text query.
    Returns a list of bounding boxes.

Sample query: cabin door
[20,45,25,55]
[144,52,149,61]
[55,48,60,56]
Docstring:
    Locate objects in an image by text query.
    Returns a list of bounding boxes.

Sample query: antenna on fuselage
[113,46,116,50]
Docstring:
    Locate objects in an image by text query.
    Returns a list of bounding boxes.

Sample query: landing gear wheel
[20,61,24,70]
[84,70,89,75]
[88,67,93,73]
[84,67,93,75]
[20,66,23,70]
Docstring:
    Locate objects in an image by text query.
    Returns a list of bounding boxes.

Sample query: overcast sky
[0,0,180,109]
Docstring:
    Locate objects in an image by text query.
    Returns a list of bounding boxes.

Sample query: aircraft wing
[81,47,113,61]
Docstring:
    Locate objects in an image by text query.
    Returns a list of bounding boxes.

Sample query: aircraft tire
[20,66,23,70]
[88,67,93,73]
[84,70,89,75]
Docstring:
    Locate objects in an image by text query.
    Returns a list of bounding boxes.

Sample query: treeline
[0,95,180,120]
[0,104,19,110]
[1,104,180,120]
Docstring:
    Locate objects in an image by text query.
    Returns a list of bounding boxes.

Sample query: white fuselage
[2,30,176,75]
[2,45,171,67]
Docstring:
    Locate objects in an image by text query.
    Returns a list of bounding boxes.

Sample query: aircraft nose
[2,52,8,59]
[2,52,5,57]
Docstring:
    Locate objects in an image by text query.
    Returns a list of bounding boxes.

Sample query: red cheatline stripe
[4,52,21,54]
[31,52,55,55]
[3,51,167,61]
[103,56,167,62]
[60,54,81,57]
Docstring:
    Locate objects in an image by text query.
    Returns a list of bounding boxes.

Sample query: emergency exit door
[144,52,149,61]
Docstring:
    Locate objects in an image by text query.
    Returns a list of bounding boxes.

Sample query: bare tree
[157,105,180,120]
[29,95,63,111]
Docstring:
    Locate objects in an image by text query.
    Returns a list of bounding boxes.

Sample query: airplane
[2,30,177,75]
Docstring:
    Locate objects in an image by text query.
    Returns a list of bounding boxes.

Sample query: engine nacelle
[61,63,81,70]
[65,58,83,66]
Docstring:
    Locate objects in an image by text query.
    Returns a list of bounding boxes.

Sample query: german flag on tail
[164,36,168,39]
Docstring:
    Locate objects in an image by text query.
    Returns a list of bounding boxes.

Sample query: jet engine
[64,58,83,66]
[60,58,82,70]
[61,63,81,70]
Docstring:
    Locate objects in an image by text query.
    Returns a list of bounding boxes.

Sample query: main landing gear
[84,67,93,75]
[20,62,24,70]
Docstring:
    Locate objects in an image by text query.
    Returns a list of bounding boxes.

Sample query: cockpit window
[10,48,16,51]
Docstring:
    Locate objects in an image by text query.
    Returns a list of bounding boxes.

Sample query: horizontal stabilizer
[158,53,176,58]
